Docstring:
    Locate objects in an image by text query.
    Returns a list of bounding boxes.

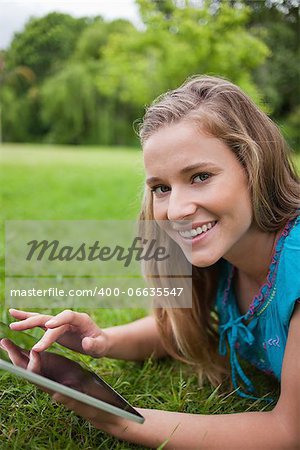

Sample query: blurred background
[0,0,299,149]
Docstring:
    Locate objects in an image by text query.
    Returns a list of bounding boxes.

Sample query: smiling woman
[3,75,300,449]
[143,124,254,268]
[139,76,299,390]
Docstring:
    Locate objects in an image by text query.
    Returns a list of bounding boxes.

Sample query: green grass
[0,143,296,449]
[1,143,144,220]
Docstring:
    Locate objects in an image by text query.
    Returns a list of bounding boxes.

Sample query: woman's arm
[107,407,295,450]
[103,314,169,360]
[53,304,300,449]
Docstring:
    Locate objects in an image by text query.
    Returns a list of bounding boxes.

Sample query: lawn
[0,143,297,449]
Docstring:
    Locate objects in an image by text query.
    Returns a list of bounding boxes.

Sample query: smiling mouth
[178,221,217,239]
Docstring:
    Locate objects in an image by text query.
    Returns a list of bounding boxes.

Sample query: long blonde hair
[138,75,300,387]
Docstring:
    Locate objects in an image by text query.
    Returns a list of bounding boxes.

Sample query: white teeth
[179,221,216,239]
[181,231,190,238]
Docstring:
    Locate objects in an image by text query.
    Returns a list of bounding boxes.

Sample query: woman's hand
[0,338,126,432]
[51,393,126,431]
[0,338,41,372]
[9,308,110,357]
[0,338,54,396]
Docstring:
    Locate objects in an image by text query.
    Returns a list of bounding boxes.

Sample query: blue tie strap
[219,304,273,402]
[215,216,300,404]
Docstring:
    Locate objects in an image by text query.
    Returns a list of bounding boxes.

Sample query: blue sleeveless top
[215,214,300,401]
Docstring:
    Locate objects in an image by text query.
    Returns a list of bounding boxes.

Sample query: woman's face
[143,121,254,267]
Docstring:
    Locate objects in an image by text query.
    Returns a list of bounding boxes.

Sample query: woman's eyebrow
[146,162,220,185]
[179,162,220,174]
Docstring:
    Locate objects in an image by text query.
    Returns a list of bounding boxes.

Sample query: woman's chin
[190,253,220,268]
[176,241,221,268]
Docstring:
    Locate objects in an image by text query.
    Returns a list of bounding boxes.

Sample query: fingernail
[45,320,56,327]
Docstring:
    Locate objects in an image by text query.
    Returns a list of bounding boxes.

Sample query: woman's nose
[167,189,197,221]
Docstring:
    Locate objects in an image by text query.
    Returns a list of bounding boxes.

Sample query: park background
[0,0,299,448]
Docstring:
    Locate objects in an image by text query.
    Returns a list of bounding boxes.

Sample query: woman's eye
[151,185,170,195]
[192,172,211,183]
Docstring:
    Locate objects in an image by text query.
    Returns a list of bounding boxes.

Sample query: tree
[96,0,269,108]
[0,50,36,142]
[242,0,299,149]
[40,18,139,145]
[2,1,284,147]
[2,13,90,142]
[40,62,100,144]
[6,13,89,79]
[74,18,136,61]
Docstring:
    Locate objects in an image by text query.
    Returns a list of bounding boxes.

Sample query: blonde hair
[138,75,300,387]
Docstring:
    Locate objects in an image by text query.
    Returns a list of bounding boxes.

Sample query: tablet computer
[0,322,145,424]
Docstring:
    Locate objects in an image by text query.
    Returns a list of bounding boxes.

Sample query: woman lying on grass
[2,75,300,449]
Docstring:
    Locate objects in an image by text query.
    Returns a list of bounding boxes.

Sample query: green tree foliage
[210,0,300,149]
[97,0,268,107]
[1,13,91,142]
[6,13,89,78]
[40,62,100,144]
[244,0,300,149]
[1,1,298,148]
[73,17,136,61]
[40,18,139,145]
[0,51,37,142]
